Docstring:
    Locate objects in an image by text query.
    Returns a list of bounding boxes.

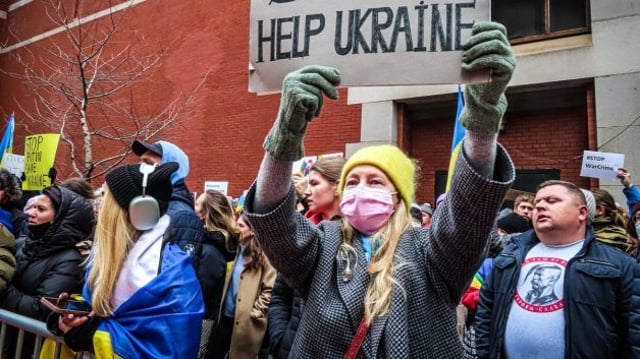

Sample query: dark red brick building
[0,0,361,197]
[2,0,628,206]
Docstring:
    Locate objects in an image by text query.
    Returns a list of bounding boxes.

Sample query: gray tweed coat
[245,145,514,358]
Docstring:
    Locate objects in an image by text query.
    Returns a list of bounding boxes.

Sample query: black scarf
[28,222,51,239]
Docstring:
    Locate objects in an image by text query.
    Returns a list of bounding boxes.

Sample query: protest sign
[249,0,490,93]
[204,181,229,195]
[2,154,24,178]
[292,152,343,176]
[580,150,624,180]
[292,156,318,176]
[23,134,60,191]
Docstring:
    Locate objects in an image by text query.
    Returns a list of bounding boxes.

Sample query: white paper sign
[292,156,317,176]
[580,150,624,180]
[2,154,24,177]
[291,152,344,175]
[204,181,229,195]
[249,0,490,93]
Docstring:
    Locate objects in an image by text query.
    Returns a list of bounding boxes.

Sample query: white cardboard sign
[580,150,624,180]
[2,154,24,178]
[291,152,344,175]
[204,181,229,195]
[249,0,490,93]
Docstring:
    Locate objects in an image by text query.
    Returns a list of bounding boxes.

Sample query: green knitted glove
[460,22,516,136]
[263,65,340,161]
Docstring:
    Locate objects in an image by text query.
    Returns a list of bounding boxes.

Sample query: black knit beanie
[497,212,532,234]
[105,162,178,215]
[43,185,63,212]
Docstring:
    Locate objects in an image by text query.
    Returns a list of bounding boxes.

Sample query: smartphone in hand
[40,297,92,316]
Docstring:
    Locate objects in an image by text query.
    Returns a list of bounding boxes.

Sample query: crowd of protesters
[0,20,639,359]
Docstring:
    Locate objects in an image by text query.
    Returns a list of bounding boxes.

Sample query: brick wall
[1,0,591,202]
[410,106,590,204]
[0,0,362,197]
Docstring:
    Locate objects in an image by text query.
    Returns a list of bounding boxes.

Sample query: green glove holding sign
[460,22,516,136]
[263,65,341,162]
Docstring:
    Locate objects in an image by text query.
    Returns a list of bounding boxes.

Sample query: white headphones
[129,163,160,231]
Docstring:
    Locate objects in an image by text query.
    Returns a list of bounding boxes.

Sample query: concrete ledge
[345,141,397,158]
[514,34,592,57]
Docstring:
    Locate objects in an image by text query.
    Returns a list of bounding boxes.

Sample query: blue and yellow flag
[0,114,14,166]
[445,86,465,191]
[86,243,204,358]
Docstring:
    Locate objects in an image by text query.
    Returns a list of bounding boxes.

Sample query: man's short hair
[536,180,586,206]
[514,193,534,209]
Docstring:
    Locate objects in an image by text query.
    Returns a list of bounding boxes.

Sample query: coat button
[235,321,239,325]
[237,298,241,302]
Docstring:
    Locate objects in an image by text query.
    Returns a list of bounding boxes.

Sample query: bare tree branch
[0,0,208,181]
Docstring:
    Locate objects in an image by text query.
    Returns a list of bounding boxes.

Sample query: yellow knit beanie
[339,145,415,210]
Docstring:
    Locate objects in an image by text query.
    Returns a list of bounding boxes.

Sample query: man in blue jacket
[132,140,227,321]
[476,180,637,359]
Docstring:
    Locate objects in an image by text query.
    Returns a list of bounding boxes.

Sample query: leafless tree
[1,0,209,180]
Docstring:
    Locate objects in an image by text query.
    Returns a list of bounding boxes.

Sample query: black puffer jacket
[199,229,235,319]
[269,273,303,359]
[1,187,95,320]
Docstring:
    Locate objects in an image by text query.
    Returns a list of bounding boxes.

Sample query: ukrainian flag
[445,86,465,192]
[0,114,14,166]
[88,243,204,358]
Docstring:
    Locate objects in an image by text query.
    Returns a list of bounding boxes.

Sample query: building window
[492,0,590,44]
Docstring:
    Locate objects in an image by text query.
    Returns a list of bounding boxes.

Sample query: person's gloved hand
[460,22,516,136]
[264,65,341,161]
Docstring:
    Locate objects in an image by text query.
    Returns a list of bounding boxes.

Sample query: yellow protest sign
[22,134,60,191]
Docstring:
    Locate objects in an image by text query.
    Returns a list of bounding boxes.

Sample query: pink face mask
[339,186,395,235]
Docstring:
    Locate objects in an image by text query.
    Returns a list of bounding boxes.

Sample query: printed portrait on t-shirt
[513,257,567,312]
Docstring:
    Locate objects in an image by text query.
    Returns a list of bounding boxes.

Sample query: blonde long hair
[87,187,138,316]
[339,201,412,325]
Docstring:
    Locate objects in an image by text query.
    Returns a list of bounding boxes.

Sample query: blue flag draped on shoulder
[0,114,14,166]
[445,86,465,191]
[84,243,204,358]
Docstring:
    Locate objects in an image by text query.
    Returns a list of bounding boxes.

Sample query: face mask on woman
[339,186,395,235]
[635,222,640,238]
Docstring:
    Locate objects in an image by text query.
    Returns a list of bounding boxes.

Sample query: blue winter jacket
[623,185,640,214]
[158,141,226,319]
[476,227,637,359]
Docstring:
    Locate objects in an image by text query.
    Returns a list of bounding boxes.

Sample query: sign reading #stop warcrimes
[249,0,490,93]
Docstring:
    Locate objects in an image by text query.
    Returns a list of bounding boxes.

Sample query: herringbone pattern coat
[246,145,515,358]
